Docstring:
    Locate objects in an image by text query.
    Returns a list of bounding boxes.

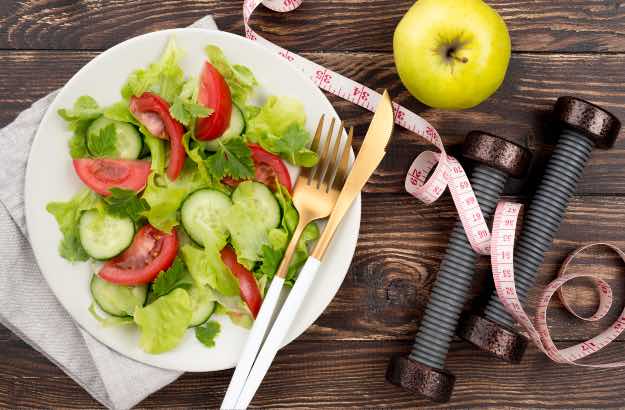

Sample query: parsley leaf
[88,123,118,157]
[105,188,150,222]
[259,123,319,167]
[205,138,254,180]
[195,320,221,348]
[170,97,213,127]
[259,244,283,277]
[151,258,193,301]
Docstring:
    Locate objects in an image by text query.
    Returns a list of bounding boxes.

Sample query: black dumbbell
[386,131,531,403]
[457,97,621,363]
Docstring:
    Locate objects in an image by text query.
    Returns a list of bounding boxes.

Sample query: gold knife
[312,89,395,258]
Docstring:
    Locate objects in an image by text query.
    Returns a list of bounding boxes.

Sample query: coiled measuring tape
[244,0,625,366]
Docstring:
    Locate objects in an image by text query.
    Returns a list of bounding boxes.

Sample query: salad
[47,37,320,354]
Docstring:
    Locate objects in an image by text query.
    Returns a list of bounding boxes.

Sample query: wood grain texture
[2,1,625,52]
[3,1,625,408]
[2,330,625,409]
[2,50,624,195]
[306,194,625,343]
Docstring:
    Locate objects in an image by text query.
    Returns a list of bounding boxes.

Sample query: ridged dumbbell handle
[410,165,507,369]
[482,130,593,327]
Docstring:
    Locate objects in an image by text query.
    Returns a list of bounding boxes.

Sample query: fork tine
[301,115,325,181]
[321,121,345,191]
[311,117,335,186]
[332,126,353,190]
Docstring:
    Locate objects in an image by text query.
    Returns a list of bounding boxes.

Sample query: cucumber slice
[226,181,281,268]
[232,181,280,229]
[200,104,245,152]
[188,286,216,327]
[79,210,134,260]
[90,274,147,317]
[181,189,233,246]
[87,117,143,159]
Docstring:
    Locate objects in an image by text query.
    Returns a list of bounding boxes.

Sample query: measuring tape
[244,0,625,366]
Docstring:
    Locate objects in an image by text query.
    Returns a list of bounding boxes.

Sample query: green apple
[393,0,511,110]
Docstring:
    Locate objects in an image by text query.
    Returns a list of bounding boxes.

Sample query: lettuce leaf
[180,244,240,297]
[133,288,192,354]
[58,96,103,159]
[245,96,318,167]
[46,190,103,261]
[122,37,186,103]
[143,131,167,175]
[205,45,258,106]
[209,288,253,329]
[141,161,206,232]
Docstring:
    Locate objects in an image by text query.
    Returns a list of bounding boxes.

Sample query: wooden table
[2,1,625,408]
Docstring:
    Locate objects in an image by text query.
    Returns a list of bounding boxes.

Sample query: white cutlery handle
[234,257,322,409]
[221,276,285,410]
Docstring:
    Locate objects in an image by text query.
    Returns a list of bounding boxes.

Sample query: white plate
[24,29,360,372]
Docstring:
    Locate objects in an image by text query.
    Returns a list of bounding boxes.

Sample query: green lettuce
[181,244,239,297]
[224,182,275,269]
[205,45,258,106]
[141,162,206,232]
[122,37,186,103]
[245,96,318,167]
[58,96,103,159]
[133,288,192,354]
[46,190,103,261]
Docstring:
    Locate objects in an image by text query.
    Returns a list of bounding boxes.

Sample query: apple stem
[452,54,469,64]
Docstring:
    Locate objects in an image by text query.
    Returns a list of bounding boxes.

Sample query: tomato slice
[222,145,293,193]
[73,158,151,196]
[196,62,232,141]
[220,246,262,318]
[99,225,178,285]
[130,92,185,181]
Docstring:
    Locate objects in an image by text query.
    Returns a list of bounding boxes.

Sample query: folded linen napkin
[0,16,219,410]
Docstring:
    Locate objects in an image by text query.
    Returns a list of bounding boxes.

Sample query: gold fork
[222,116,353,409]
[274,116,354,280]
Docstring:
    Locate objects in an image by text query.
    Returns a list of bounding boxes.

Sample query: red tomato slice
[222,145,292,193]
[220,246,262,318]
[130,92,186,181]
[73,158,151,196]
[99,225,178,285]
[196,62,232,141]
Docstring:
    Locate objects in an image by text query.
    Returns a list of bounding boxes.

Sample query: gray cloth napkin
[0,16,220,410]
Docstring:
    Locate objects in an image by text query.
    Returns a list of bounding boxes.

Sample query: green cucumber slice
[79,210,134,260]
[90,274,148,317]
[188,286,216,327]
[181,189,233,247]
[87,116,143,159]
[225,181,281,268]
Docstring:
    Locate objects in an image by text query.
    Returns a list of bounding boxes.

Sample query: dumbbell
[386,131,531,403]
[457,97,621,363]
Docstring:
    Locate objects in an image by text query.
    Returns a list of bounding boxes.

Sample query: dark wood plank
[2,50,624,195]
[2,332,625,409]
[2,1,625,53]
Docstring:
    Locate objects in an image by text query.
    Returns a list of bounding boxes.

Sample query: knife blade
[311,89,394,259]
